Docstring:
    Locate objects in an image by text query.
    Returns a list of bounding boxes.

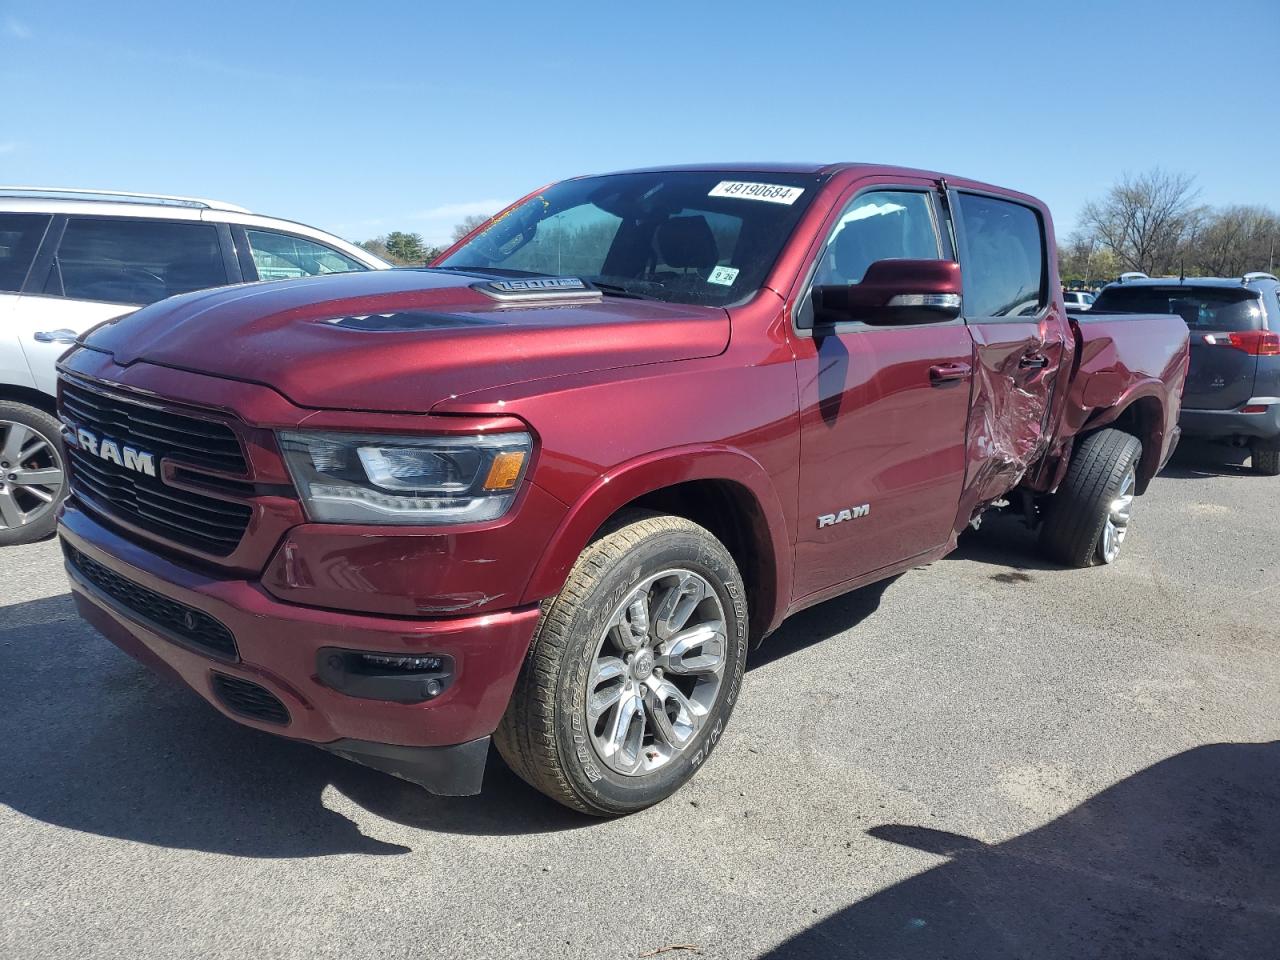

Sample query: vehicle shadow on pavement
[0,595,591,857]
[948,515,1060,576]
[1160,440,1259,480]
[760,740,1280,959]
[750,576,897,671]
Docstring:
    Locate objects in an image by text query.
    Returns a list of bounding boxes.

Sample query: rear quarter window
[0,213,51,291]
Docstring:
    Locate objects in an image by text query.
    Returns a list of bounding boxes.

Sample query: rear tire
[1040,428,1143,568]
[1252,440,1280,476]
[494,511,748,816]
[0,402,67,547]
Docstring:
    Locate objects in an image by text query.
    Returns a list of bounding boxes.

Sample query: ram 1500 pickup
[55,164,1189,815]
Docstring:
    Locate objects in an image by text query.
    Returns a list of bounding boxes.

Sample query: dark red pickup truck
[55,164,1188,815]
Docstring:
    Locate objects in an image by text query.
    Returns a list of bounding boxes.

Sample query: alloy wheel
[0,420,66,532]
[1100,465,1136,563]
[586,568,727,777]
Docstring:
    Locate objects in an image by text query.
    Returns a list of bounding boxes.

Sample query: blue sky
[2,0,1276,245]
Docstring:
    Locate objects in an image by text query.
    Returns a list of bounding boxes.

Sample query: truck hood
[82,269,730,413]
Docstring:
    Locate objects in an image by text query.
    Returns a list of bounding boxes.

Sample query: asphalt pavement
[2,440,1277,959]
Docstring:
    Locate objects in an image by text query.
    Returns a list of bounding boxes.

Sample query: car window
[245,230,366,281]
[813,190,941,286]
[438,170,821,307]
[956,194,1046,317]
[52,218,226,305]
[0,214,52,292]
[1092,286,1264,332]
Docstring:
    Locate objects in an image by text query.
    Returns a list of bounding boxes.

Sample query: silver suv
[0,187,389,544]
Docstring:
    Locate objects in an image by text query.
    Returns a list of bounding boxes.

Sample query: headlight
[278,430,532,525]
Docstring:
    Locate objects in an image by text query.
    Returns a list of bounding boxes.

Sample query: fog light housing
[318,648,455,703]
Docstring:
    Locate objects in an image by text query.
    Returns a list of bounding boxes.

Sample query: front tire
[1040,428,1142,568]
[495,511,748,816]
[1252,440,1280,476]
[0,402,68,547]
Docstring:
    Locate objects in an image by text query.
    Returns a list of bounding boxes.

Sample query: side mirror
[813,259,962,327]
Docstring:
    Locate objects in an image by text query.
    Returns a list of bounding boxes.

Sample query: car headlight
[278,430,532,525]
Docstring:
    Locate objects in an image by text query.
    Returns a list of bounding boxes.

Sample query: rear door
[1093,285,1265,410]
[951,190,1067,508]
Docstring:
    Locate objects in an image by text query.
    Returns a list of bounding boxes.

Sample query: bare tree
[451,214,492,242]
[1193,205,1280,277]
[1078,169,1202,276]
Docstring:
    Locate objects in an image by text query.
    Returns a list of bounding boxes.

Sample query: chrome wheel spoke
[587,656,626,724]
[0,490,22,527]
[14,467,62,489]
[651,572,705,641]
[602,690,646,774]
[644,678,702,748]
[658,622,725,676]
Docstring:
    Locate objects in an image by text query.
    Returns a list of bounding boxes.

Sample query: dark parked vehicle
[1089,273,1280,474]
[56,164,1188,815]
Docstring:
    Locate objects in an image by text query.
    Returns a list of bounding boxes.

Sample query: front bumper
[1179,402,1280,442]
[58,501,541,795]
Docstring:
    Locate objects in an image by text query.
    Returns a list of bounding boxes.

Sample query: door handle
[1019,353,1050,370]
[929,361,972,386]
[34,329,79,344]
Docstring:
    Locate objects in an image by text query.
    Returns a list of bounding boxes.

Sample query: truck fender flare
[522,445,793,634]
[1081,380,1168,491]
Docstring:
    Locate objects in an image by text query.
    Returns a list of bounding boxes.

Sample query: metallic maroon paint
[56,163,1190,792]
[61,501,540,748]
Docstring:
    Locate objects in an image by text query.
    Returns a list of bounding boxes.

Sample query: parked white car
[1063,291,1095,311]
[0,187,389,544]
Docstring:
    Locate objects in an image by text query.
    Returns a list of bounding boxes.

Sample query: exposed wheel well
[604,479,778,648]
[0,384,57,417]
[1103,397,1163,492]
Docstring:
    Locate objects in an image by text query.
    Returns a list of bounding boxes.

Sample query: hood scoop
[473,277,603,303]
[321,311,500,332]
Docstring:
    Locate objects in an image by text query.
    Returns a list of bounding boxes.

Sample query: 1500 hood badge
[69,427,157,477]
[818,504,870,528]
[474,277,603,303]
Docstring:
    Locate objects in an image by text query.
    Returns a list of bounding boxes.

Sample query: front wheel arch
[523,448,793,641]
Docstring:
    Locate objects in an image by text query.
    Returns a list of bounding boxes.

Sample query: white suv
[0,187,389,545]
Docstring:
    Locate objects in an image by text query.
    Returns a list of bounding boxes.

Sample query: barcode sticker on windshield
[708,265,740,286]
[708,181,805,205]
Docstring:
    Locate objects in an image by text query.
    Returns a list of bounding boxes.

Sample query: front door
[790,183,974,602]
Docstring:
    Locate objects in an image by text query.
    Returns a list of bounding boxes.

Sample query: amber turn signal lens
[483,451,526,491]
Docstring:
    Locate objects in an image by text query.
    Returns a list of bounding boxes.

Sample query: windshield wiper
[586,279,663,301]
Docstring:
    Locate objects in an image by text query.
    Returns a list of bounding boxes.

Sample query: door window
[53,218,227,304]
[0,214,52,291]
[813,190,941,286]
[956,194,1046,317]
[245,230,366,280]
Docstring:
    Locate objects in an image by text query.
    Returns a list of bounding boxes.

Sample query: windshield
[1092,285,1263,332]
[438,170,823,307]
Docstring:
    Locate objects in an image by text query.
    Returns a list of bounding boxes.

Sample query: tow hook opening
[317,648,455,704]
